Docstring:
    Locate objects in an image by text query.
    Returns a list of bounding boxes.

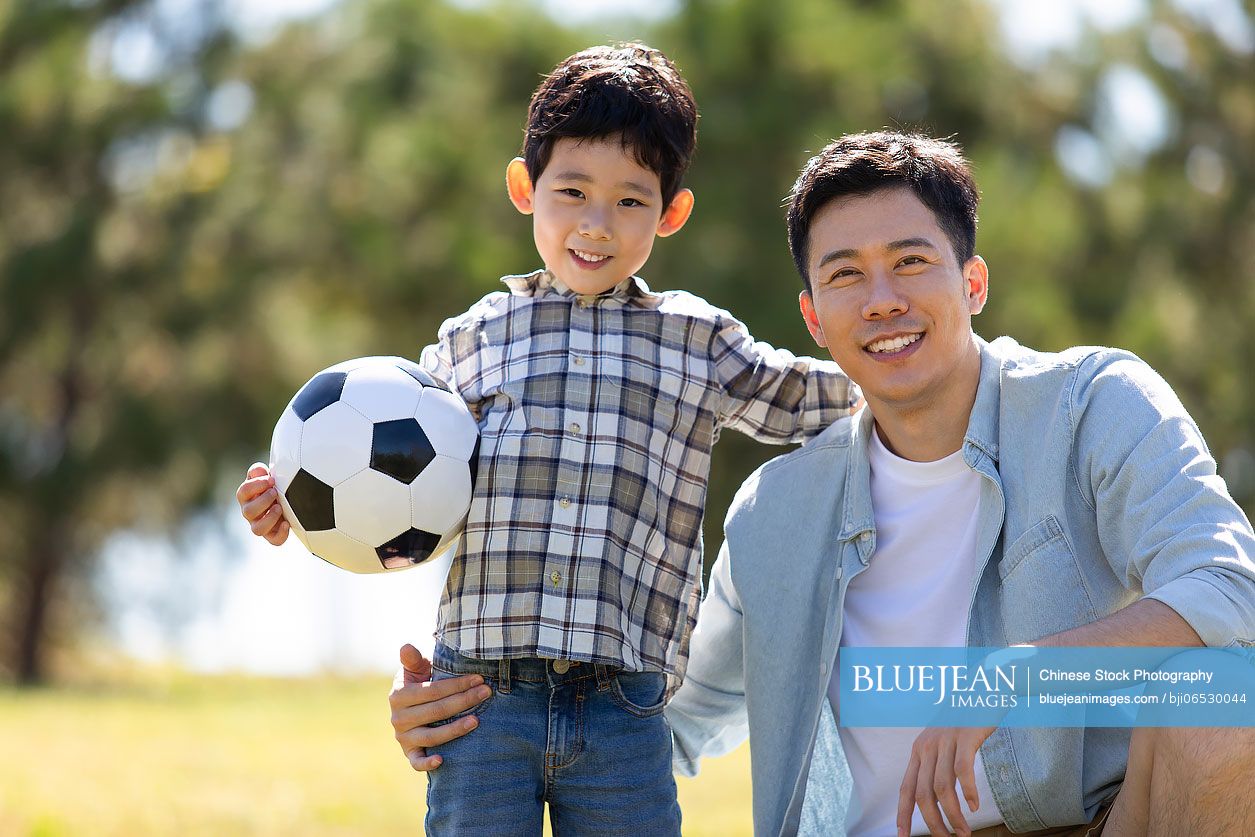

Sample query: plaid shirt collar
[501,268,657,306]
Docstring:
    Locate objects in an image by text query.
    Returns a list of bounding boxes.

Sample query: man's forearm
[1031,597,1203,648]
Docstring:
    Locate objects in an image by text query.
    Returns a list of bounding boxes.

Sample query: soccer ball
[268,356,479,573]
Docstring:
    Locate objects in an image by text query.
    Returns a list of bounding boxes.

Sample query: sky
[95,0,1253,675]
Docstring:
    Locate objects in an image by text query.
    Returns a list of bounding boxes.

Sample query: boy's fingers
[264,519,290,546]
[247,462,270,478]
[237,476,275,506]
[249,501,283,534]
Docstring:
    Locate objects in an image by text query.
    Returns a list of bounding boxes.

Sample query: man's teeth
[867,333,922,353]
[573,250,609,262]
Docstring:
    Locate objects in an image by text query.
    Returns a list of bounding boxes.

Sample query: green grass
[0,669,751,835]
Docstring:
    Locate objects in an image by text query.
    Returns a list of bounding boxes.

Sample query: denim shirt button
[819,661,828,676]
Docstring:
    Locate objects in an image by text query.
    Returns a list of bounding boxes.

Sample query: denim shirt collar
[501,268,656,306]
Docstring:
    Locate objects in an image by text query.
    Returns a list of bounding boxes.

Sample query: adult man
[390,132,1255,835]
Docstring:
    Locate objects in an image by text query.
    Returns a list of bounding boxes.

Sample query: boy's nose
[579,210,612,240]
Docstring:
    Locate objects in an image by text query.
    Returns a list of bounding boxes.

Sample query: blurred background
[2,0,1253,833]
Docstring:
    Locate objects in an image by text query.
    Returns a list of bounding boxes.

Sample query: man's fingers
[955,742,981,811]
[914,755,948,837]
[397,712,481,751]
[399,643,432,683]
[388,674,486,716]
[897,753,921,837]
[933,738,970,837]
[407,750,443,772]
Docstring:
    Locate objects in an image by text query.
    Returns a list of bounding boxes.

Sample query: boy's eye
[559,188,584,199]
[619,198,645,207]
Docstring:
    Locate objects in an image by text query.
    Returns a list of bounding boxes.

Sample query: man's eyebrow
[887,237,938,251]
[816,237,940,269]
[817,248,859,268]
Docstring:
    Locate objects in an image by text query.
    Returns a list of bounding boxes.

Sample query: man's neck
[867,342,982,462]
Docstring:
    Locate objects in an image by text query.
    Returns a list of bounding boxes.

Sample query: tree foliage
[3,0,1252,682]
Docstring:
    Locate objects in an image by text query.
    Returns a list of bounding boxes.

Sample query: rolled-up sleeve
[1074,353,1255,647]
[711,314,859,444]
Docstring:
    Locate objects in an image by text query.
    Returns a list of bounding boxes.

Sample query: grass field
[0,669,752,836]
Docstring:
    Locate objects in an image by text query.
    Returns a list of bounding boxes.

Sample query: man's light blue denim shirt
[666,335,1255,836]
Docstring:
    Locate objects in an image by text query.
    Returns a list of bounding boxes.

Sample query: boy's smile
[506,136,693,296]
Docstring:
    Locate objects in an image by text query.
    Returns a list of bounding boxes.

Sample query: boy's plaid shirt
[422,269,859,674]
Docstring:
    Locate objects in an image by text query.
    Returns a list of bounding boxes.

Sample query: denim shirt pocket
[998,515,1099,642]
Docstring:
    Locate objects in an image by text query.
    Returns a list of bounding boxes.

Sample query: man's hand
[896,725,995,837]
[388,644,491,771]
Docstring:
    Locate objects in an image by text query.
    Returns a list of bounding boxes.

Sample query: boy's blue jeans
[424,641,682,836]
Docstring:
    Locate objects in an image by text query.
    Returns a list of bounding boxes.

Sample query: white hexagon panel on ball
[410,454,473,535]
[415,387,479,460]
[300,401,373,486]
[334,468,414,547]
[340,362,425,422]
[303,528,382,574]
[269,406,304,492]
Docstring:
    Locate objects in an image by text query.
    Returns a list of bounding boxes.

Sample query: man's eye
[832,268,860,281]
[899,256,925,267]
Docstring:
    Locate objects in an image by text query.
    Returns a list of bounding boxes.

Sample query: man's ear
[656,188,695,238]
[799,290,828,348]
[506,157,534,215]
[963,255,989,315]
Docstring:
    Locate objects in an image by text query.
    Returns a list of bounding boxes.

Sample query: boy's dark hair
[523,44,698,206]
[787,132,980,291]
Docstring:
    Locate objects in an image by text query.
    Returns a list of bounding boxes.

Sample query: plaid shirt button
[550,571,562,585]
[569,422,581,435]
[558,496,571,508]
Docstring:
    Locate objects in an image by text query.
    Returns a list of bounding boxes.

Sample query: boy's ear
[655,188,695,238]
[506,157,534,215]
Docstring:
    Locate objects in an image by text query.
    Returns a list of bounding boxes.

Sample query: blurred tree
[2,0,1252,683]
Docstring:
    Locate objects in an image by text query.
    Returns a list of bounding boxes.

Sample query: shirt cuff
[1143,571,1251,648]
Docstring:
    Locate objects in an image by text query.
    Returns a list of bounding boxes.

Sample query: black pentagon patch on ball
[285,469,335,531]
[394,359,447,392]
[377,528,443,569]
[371,418,436,484]
[468,435,481,487]
[293,371,348,420]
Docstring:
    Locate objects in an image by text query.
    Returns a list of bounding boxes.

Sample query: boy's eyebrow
[550,171,656,198]
[816,237,939,268]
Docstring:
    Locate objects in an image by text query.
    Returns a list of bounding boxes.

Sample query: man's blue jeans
[424,642,682,836]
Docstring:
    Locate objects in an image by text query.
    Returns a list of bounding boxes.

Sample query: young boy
[237,44,858,834]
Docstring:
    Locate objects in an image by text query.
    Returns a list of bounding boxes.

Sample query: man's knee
[1132,725,1255,781]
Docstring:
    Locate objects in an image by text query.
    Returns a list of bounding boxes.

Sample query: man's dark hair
[787,132,980,291]
[523,44,698,206]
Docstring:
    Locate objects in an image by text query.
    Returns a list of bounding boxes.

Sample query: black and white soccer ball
[269,356,479,573]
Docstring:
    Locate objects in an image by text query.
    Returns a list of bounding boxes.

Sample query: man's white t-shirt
[828,428,1005,836]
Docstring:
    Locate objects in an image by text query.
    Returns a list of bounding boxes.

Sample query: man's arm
[1033,597,1201,647]
[666,540,751,777]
